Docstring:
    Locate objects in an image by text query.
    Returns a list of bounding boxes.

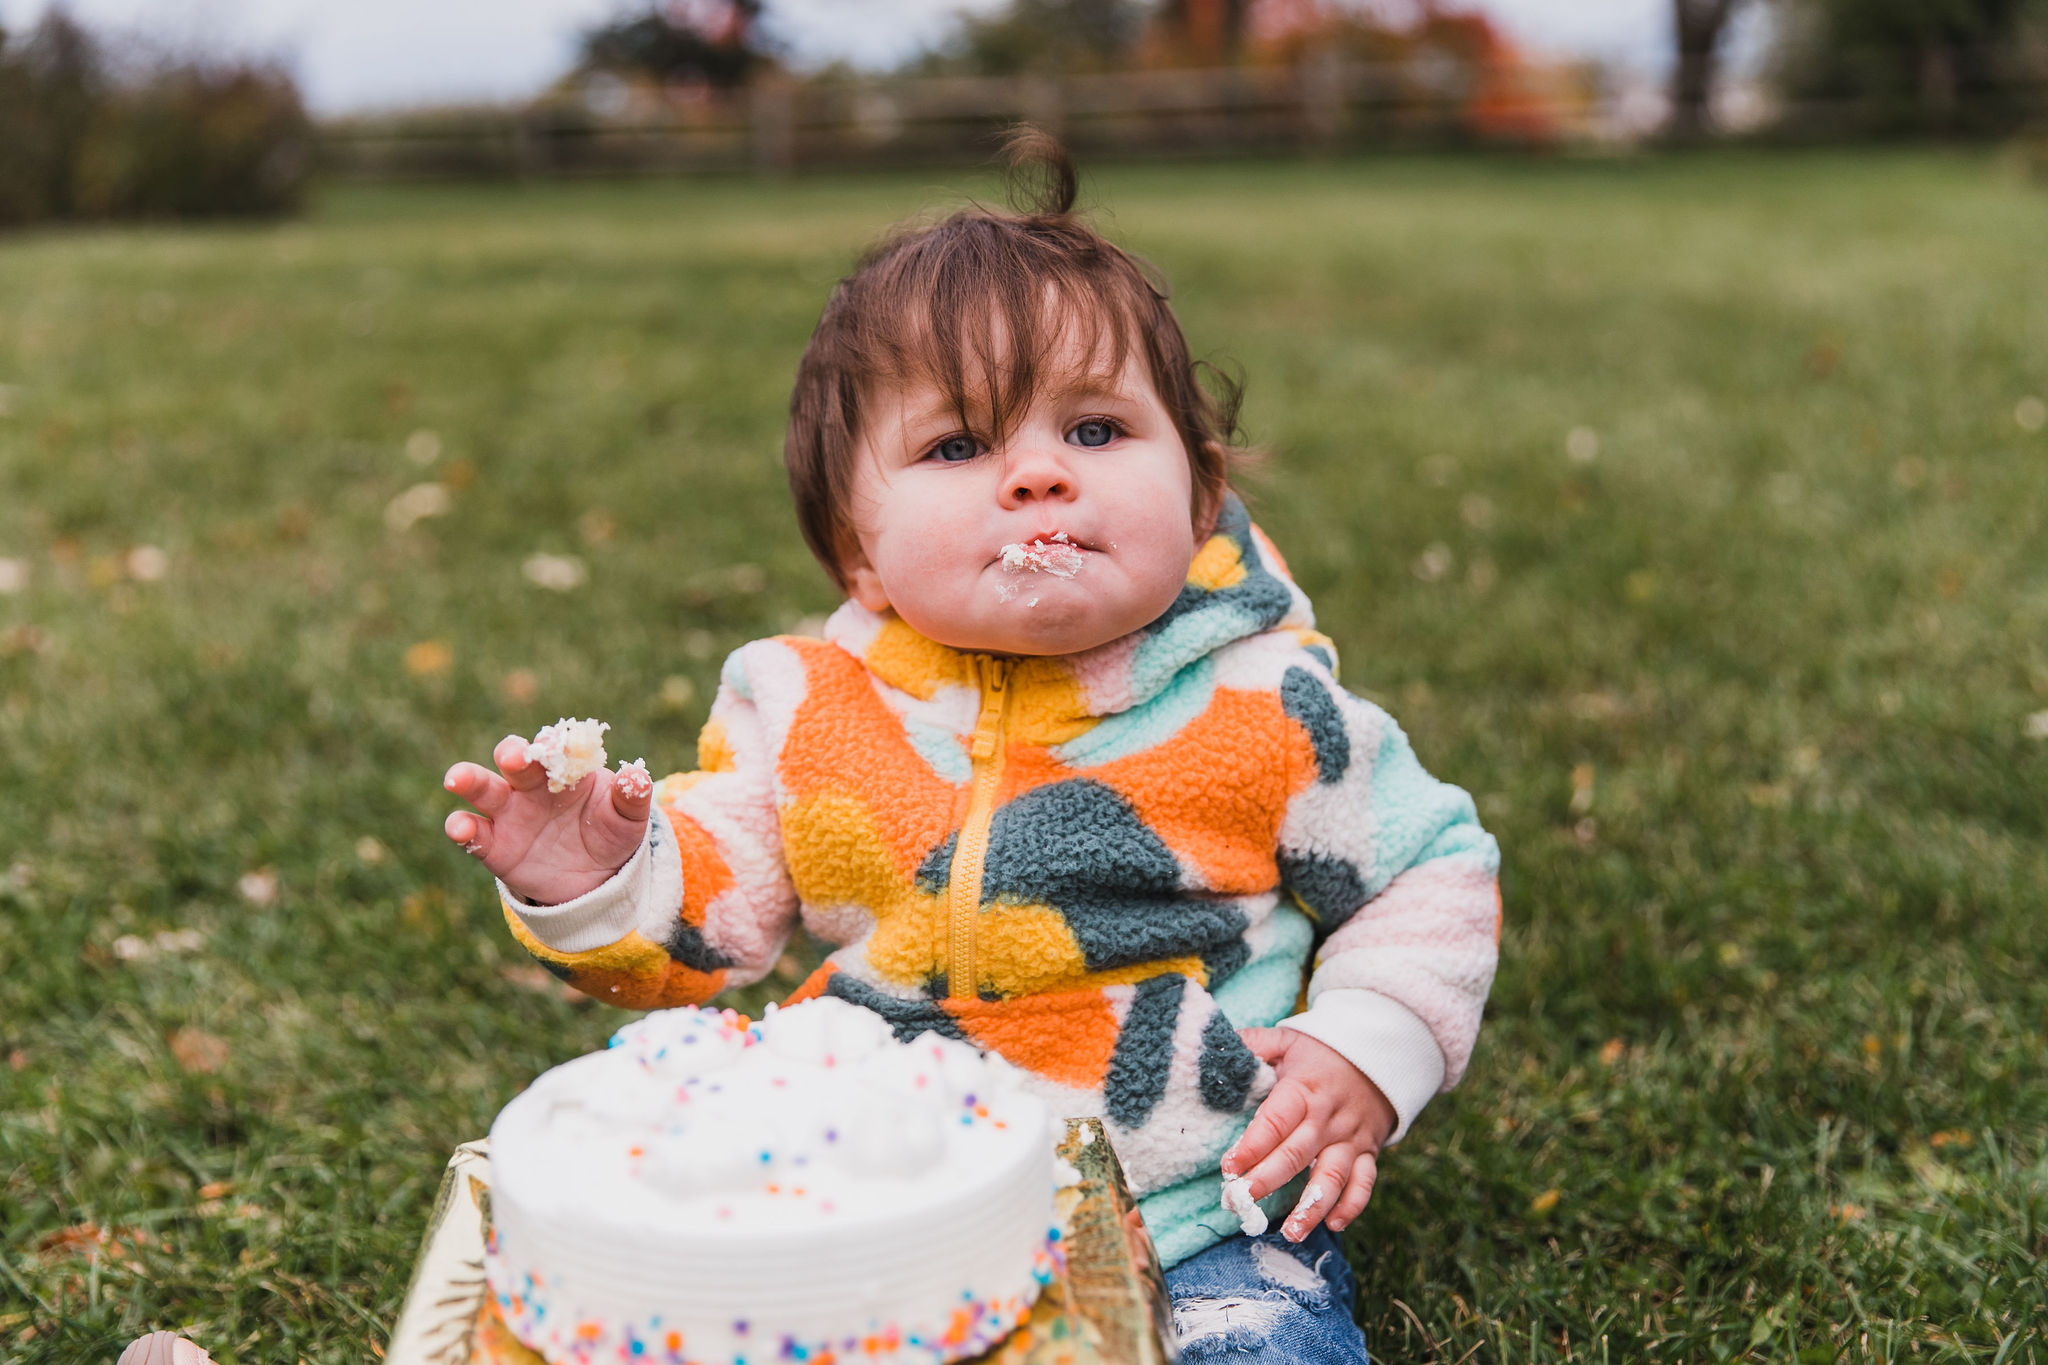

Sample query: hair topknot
[999,124,1080,220]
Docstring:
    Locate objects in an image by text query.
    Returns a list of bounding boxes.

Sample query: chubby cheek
[867,504,988,622]
[871,501,979,583]
[1116,504,1199,611]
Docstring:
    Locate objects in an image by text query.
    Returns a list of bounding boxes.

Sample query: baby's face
[841,347,1202,656]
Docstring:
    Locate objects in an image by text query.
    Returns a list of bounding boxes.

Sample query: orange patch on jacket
[949,989,1120,1091]
[503,907,725,1009]
[1092,687,1308,894]
[668,808,733,925]
[784,962,839,1004]
[777,642,956,877]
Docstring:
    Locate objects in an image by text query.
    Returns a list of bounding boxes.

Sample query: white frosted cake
[485,998,1060,1364]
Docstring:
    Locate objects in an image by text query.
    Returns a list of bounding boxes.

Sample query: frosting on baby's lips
[995,533,1086,604]
[996,531,1086,578]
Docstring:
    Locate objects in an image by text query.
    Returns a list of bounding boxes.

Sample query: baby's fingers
[1326,1151,1378,1233]
[1281,1145,1352,1242]
[492,734,546,789]
[443,761,513,815]
[1225,1083,1317,1197]
[611,764,654,821]
[444,809,494,861]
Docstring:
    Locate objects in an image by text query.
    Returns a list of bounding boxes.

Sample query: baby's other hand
[1222,1028,1397,1242]
[442,735,652,905]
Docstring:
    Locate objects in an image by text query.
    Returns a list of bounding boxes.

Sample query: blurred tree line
[1678,0,2047,136]
[0,7,308,226]
[1774,0,2048,133]
[578,0,2048,139]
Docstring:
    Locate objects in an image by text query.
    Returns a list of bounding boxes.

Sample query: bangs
[860,230,1148,447]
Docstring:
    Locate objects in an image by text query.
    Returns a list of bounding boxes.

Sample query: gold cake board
[385,1119,1179,1365]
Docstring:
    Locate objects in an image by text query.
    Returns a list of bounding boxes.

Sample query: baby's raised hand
[1222,1028,1397,1242]
[442,735,652,905]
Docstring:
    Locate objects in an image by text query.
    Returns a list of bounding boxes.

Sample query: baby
[443,131,1499,1363]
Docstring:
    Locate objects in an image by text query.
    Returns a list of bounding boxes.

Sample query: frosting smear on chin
[996,533,1083,604]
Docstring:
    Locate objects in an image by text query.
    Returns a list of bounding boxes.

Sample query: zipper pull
[970,659,1010,760]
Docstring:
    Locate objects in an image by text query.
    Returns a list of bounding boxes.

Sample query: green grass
[2,150,2046,1363]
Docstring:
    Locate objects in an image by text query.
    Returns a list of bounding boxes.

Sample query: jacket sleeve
[498,663,798,1010]
[1271,655,1501,1142]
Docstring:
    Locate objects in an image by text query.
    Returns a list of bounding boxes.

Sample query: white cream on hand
[1220,1174,1267,1235]
[526,717,610,793]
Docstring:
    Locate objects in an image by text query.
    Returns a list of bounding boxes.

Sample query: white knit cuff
[498,814,682,954]
[1278,988,1446,1146]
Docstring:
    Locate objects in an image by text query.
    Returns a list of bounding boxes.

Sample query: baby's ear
[838,542,892,613]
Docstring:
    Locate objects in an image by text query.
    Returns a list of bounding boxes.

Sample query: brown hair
[784,126,1243,590]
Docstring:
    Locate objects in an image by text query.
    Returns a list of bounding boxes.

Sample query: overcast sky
[0,0,1696,115]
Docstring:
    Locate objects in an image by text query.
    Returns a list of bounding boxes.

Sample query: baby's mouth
[995,532,1088,578]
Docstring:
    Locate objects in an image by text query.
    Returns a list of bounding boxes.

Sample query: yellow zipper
[947,656,1011,1001]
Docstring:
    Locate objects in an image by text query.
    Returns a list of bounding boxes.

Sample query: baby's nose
[1001,443,1075,504]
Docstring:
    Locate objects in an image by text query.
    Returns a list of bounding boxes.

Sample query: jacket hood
[822,493,1330,734]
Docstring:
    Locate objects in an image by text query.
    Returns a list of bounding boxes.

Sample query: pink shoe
[117,1334,212,1365]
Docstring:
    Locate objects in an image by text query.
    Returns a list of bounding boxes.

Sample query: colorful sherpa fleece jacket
[501,495,1501,1267]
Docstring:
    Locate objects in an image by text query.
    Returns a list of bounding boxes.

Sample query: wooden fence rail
[317,59,1599,181]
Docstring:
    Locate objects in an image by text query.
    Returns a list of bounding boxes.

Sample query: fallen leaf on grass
[1829,1202,1867,1223]
[1598,1038,1625,1066]
[197,1180,233,1199]
[1529,1188,1561,1214]
[1411,543,1453,583]
[384,482,450,532]
[113,928,207,962]
[169,1028,230,1074]
[500,965,584,1003]
[238,869,278,906]
[522,553,588,592]
[656,674,696,713]
[1929,1129,1974,1149]
[404,639,453,677]
[36,1222,158,1262]
[126,545,169,582]
[1569,763,1595,813]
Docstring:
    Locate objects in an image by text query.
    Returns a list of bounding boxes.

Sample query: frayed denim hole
[1173,1292,1293,1356]
[1248,1239,1333,1310]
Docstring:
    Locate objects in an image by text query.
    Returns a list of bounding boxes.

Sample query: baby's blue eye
[931,435,980,463]
[1070,420,1116,448]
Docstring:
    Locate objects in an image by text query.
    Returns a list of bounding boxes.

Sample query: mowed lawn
[1,150,2044,1363]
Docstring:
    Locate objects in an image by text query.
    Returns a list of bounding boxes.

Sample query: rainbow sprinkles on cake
[484,997,1063,1365]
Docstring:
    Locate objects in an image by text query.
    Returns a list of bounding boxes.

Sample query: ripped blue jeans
[1164,1227,1370,1363]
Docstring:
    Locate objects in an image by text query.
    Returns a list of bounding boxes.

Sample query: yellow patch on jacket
[1187,533,1248,591]
[784,791,943,989]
